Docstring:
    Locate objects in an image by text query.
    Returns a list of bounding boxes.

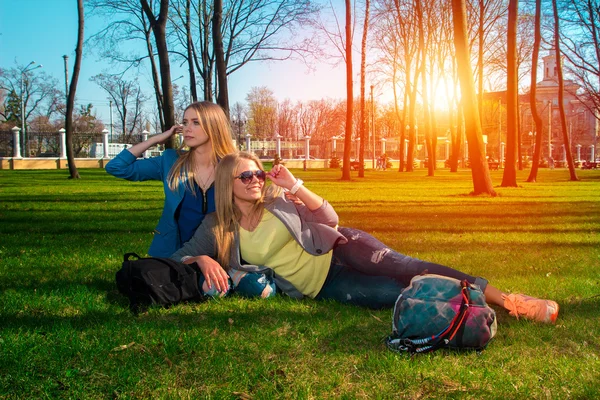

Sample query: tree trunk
[501,0,518,187]
[213,0,229,116]
[142,13,164,132]
[526,0,544,182]
[451,0,496,195]
[141,0,175,146]
[198,0,214,101]
[65,0,84,179]
[186,0,198,103]
[358,0,370,178]
[398,64,409,172]
[405,50,420,172]
[449,57,460,172]
[341,0,353,181]
[478,0,484,127]
[416,0,433,176]
[552,0,579,181]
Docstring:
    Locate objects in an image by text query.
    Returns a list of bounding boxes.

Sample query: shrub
[329,156,341,169]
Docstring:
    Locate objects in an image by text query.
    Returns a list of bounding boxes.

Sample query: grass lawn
[1,167,599,399]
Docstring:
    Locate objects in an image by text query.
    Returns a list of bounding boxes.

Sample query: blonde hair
[167,101,236,192]
[213,151,281,268]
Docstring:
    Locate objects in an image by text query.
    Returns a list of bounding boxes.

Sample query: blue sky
[0,0,348,127]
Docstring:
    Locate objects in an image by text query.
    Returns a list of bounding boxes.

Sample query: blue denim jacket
[171,194,348,298]
[106,148,215,257]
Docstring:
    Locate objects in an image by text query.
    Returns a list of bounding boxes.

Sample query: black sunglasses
[235,170,266,184]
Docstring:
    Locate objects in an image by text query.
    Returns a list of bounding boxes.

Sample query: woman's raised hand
[155,124,183,144]
[267,164,296,190]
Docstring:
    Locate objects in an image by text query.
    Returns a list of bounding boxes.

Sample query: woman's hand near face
[126,125,183,157]
[267,165,324,211]
[155,124,183,143]
[182,255,230,294]
[266,164,296,190]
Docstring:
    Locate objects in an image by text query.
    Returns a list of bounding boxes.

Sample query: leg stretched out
[334,227,558,323]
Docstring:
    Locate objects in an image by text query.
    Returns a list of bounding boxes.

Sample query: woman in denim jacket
[172,151,559,323]
[106,101,236,294]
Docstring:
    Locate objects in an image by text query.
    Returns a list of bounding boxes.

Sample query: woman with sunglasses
[106,101,237,295]
[172,151,559,322]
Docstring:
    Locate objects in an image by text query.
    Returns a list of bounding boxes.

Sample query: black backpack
[116,253,205,312]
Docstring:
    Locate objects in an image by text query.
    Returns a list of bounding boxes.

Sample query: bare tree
[169,0,200,102]
[141,0,176,148]
[88,0,166,130]
[65,0,85,179]
[0,67,62,134]
[213,0,229,115]
[500,0,518,187]
[358,0,371,177]
[370,1,409,171]
[559,1,600,120]
[452,0,496,195]
[551,0,579,181]
[415,0,434,176]
[341,0,354,180]
[91,74,146,141]
[526,0,544,183]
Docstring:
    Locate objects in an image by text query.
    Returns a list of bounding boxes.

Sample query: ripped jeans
[314,227,488,309]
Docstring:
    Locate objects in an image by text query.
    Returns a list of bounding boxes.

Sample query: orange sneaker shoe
[502,294,559,323]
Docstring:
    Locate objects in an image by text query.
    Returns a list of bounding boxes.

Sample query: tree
[88,0,166,130]
[72,104,106,157]
[276,99,297,141]
[213,0,229,115]
[551,0,579,181]
[415,0,434,177]
[170,0,199,102]
[370,1,411,171]
[500,0,519,187]
[390,0,420,172]
[526,0,544,183]
[0,90,20,126]
[559,1,600,120]
[358,0,371,178]
[341,0,354,181]
[0,66,62,138]
[91,74,146,142]
[451,0,496,195]
[140,0,176,147]
[65,0,85,179]
[246,86,277,139]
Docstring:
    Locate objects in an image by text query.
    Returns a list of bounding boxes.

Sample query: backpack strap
[124,253,142,262]
[418,280,471,353]
[148,257,199,283]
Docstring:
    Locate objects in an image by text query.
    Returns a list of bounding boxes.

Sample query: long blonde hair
[167,101,236,192]
[213,151,281,268]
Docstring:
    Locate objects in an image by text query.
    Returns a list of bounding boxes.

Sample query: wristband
[289,179,304,195]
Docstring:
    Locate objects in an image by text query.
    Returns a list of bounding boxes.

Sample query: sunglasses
[235,170,266,185]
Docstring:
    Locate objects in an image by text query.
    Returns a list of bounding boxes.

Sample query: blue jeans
[198,270,277,298]
[315,227,488,309]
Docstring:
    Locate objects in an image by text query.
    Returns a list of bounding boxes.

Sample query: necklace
[194,164,215,192]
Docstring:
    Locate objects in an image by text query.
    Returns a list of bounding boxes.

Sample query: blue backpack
[386,275,497,354]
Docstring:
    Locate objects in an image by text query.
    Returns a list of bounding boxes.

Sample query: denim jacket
[171,194,348,298]
[106,148,215,257]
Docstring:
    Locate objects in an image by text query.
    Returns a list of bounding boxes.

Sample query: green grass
[1,167,599,399]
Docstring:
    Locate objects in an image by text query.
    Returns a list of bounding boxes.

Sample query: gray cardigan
[171,194,347,298]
